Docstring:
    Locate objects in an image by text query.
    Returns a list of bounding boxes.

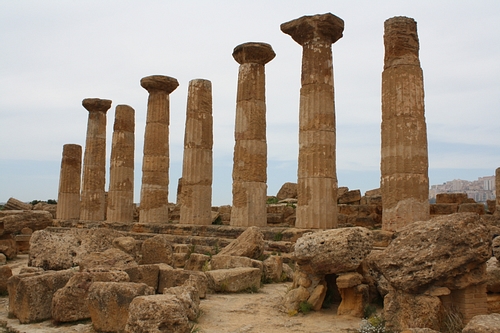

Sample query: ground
[0,255,363,333]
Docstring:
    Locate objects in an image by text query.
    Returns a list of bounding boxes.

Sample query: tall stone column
[56,144,82,220]
[381,17,429,231]
[139,75,179,223]
[281,13,344,229]
[230,42,275,227]
[495,167,500,216]
[107,105,135,223]
[180,79,213,225]
[80,98,111,221]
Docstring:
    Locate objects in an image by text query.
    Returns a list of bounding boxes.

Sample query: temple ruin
[56,144,82,220]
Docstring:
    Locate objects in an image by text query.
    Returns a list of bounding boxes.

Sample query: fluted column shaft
[56,144,82,219]
[381,17,429,231]
[80,98,111,221]
[180,79,213,225]
[281,13,344,229]
[139,75,179,223]
[230,43,275,227]
[107,105,135,223]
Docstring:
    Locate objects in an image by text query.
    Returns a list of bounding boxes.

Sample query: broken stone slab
[52,270,130,323]
[307,281,326,311]
[459,203,486,215]
[216,226,265,259]
[79,248,138,272]
[283,285,309,313]
[276,182,298,200]
[462,313,500,333]
[87,282,155,332]
[184,253,210,271]
[374,213,491,293]
[7,269,76,323]
[0,237,17,259]
[125,264,160,291]
[113,236,141,261]
[487,257,500,293]
[163,281,200,321]
[210,254,263,273]
[0,210,52,235]
[338,189,361,204]
[205,267,261,293]
[158,268,208,299]
[293,227,373,275]
[0,265,12,295]
[124,294,190,333]
[140,234,174,265]
[263,255,283,282]
[436,193,468,204]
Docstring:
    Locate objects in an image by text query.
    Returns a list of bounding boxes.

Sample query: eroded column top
[384,16,420,68]
[280,13,344,46]
[82,98,112,112]
[232,42,276,65]
[141,75,179,94]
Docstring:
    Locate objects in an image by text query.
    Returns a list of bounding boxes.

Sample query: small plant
[363,304,377,319]
[201,260,210,272]
[213,242,220,255]
[358,314,391,333]
[286,202,296,208]
[298,301,313,314]
[279,271,289,282]
[219,280,228,292]
[266,197,279,204]
[440,305,464,333]
[187,244,196,259]
[190,325,201,333]
[273,232,283,241]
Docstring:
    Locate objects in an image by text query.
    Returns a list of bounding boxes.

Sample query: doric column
[180,79,213,225]
[80,98,111,221]
[495,167,500,216]
[107,105,135,223]
[56,144,82,220]
[381,17,430,231]
[230,42,275,227]
[281,13,344,229]
[139,75,179,223]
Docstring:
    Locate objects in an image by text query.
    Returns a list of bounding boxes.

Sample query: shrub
[298,301,313,314]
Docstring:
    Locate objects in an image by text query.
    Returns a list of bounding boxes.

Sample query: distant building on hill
[429,175,496,203]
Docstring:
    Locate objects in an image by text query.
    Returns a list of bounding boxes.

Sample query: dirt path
[1,256,362,333]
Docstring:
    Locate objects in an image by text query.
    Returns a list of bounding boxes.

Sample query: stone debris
[205,267,261,293]
[462,313,500,333]
[216,226,265,259]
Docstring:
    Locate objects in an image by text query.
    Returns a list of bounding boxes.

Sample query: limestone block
[493,237,500,260]
[29,229,80,270]
[0,210,52,235]
[210,254,263,272]
[52,271,129,323]
[487,200,496,214]
[282,262,294,282]
[0,265,12,295]
[140,234,173,265]
[124,294,190,333]
[184,253,210,271]
[163,283,200,321]
[283,286,310,313]
[338,204,358,216]
[430,203,458,215]
[337,284,369,317]
[205,267,261,292]
[365,188,381,197]
[307,282,326,311]
[0,237,16,259]
[79,248,138,272]
[3,197,32,210]
[462,313,500,333]
[7,269,75,323]
[338,189,361,204]
[293,227,373,275]
[337,187,349,198]
[0,253,6,265]
[263,255,283,282]
[336,272,363,289]
[436,193,468,204]
[459,203,485,215]
[125,264,160,291]
[158,268,207,299]
[216,226,264,259]
[486,257,500,293]
[88,282,155,332]
[276,182,298,200]
[112,236,141,261]
[173,252,189,268]
[371,229,394,247]
[488,295,500,316]
[374,213,491,293]
[384,290,442,332]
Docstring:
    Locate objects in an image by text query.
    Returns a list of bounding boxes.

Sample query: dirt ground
[0,255,363,333]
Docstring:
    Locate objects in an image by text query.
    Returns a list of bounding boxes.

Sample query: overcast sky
[1,1,499,206]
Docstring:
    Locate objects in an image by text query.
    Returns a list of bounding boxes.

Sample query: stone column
[80,98,111,221]
[381,17,429,231]
[230,42,275,227]
[281,13,344,229]
[139,75,179,223]
[180,79,213,225]
[495,167,500,216]
[107,105,135,223]
[56,144,82,220]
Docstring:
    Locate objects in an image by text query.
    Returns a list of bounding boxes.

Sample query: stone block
[125,264,160,291]
[184,253,210,271]
[205,267,261,292]
[263,255,283,282]
[158,269,208,298]
[87,282,155,332]
[140,234,173,265]
[338,189,361,204]
[436,193,468,204]
[458,203,485,215]
[210,255,263,272]
[276,182,298,200]
[430,203,458,215]
[337,284,369,317]
[0,265,12,295]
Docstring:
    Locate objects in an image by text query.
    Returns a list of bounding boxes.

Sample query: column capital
[384,16,420,68]
[281,13,344,46]
[232,42,275,65]
[141,75,179,94]
[82,98,112,112]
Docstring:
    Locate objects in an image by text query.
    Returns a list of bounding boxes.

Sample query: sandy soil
[0,256,363,333]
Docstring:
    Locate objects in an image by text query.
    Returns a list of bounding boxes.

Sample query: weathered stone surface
[52,270,129,323]
[0,253,6,265]
[307,282,326,311]
[184,253,210,271]
[493,237,500,260]
[371,229,394,247]
[140,234,173,265]
[436,192,468,204]
[336,272,363,289]
[88,281,155,332]
[210,254,263,272]
[124,294,190,333]
[0,210,52,235]
[163,283,200,321]
[338,189,361,204]
[56,144,82,220]
[263,255,283,282]
[205,267,261,292]
[283,286,310,313]
[374,213,491,293]
[79,248,138,272]
[276,182,298,200]
[3,198,32,210]
[0,237,16,259]
[113,236,141,261]
[486,257,500,293]
[29,229,80,270]
[7,269,75,323]
[459,203,486,215]
[125,264,160,291]
[0,265,12,295]
[462,313,500,333]
[337,284,369,317]
[384,290,442,331]
[430,203,458,215]
[158,268,208,299]
[293,227,373,275]
[217,226,264,259]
